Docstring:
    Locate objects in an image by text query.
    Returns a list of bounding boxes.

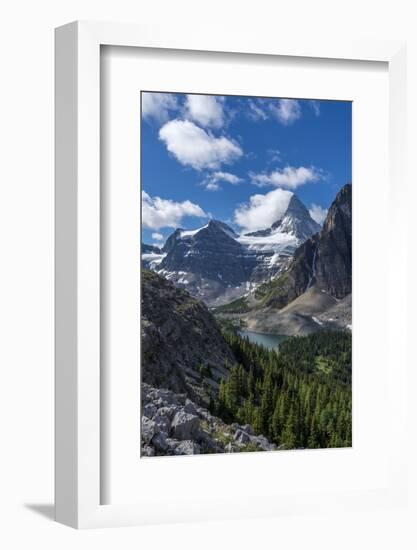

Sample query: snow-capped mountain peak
[244,193,320,242]
[143,195,321,305]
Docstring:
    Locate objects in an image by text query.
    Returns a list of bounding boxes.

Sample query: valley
[140,184,352,456]
[140,91,352,457]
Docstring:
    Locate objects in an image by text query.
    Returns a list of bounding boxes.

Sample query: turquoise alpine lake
[238,330,288,350]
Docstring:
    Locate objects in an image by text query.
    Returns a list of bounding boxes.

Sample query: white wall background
[0,0,416,548]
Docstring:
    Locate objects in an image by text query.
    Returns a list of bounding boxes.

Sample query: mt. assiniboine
[142,191,322,306]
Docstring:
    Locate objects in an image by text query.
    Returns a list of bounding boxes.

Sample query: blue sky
[141,92,351,246]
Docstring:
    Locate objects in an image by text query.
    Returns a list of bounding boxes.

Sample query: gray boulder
[141,445,155,457]
[196,407,213,421]
[251,434,276,451]
[174,440,201,455]
[242,424,254,435]
[156,405,178,420]
[171,411,200,441]
[152,432,168,452]
[153,411,172,435]
[142,403,157,419]
[234,429,250,444]
[183,399,198,416]
[141,417,157,444]
[148,388,181,406]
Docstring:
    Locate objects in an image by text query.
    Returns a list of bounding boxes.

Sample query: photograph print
[141,92,352,457]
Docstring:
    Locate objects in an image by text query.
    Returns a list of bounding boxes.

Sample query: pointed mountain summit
[245,193,321,241]
[271,194,321,240]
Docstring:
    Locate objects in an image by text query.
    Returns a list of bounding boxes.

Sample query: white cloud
[186,95,225,128]
[234,188,293,232]
[247,99,268,121]
[211,171,242,185]
[201,171,243,191]
[205,182,221,191]
[142,92,178,123]
[250,166,322,189]
[309,204,328,225]
[151,232,164,241]
[142,191,207,230]
[159,119,243,170]
[310,100,321,117]
[246,98,302,125]
[270,99,301,125]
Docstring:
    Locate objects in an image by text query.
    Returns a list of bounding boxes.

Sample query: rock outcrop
[141,384,277,457]
[141,269,236,406]
[256,183,352,309]
[311,183,352,298]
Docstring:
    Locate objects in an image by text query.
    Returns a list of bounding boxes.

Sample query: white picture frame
[55,20,407,529]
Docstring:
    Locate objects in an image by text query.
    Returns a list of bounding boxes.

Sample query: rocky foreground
[142,269,236,407]
[141,383,277,457]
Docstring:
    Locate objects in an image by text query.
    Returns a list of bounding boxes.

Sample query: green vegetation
[254,271,291,302]
[212,295,251,314]
[214,316,245,332]
[211,330,352,449]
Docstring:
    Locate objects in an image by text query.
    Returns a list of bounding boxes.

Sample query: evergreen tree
[211,328,351,450]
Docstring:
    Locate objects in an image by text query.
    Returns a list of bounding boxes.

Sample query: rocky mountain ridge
[257,183,352,308]
[141,269,237,406]
[215,184,352,335]
[143,192,321,305]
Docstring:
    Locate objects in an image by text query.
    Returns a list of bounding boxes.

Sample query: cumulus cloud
[151,232,164,241]
[270,99,301,125]
[309,204,328,225]
[142,191,207,229]
[142,92,178,123]
[250,166,322,189]
[234,188,293,232]
[186,94,225,128]
[159,119,243,170]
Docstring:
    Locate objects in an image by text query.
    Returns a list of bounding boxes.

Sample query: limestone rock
[171,411,200,441]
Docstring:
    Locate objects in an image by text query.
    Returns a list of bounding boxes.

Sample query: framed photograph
[55,21,408,528]
[139,90,353,459]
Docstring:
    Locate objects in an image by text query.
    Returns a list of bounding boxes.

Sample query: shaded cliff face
[313,183,352,298]
[255,183,352,309]
[160,220,255,287]
[141,270,236,406]
[255,236,319,309]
